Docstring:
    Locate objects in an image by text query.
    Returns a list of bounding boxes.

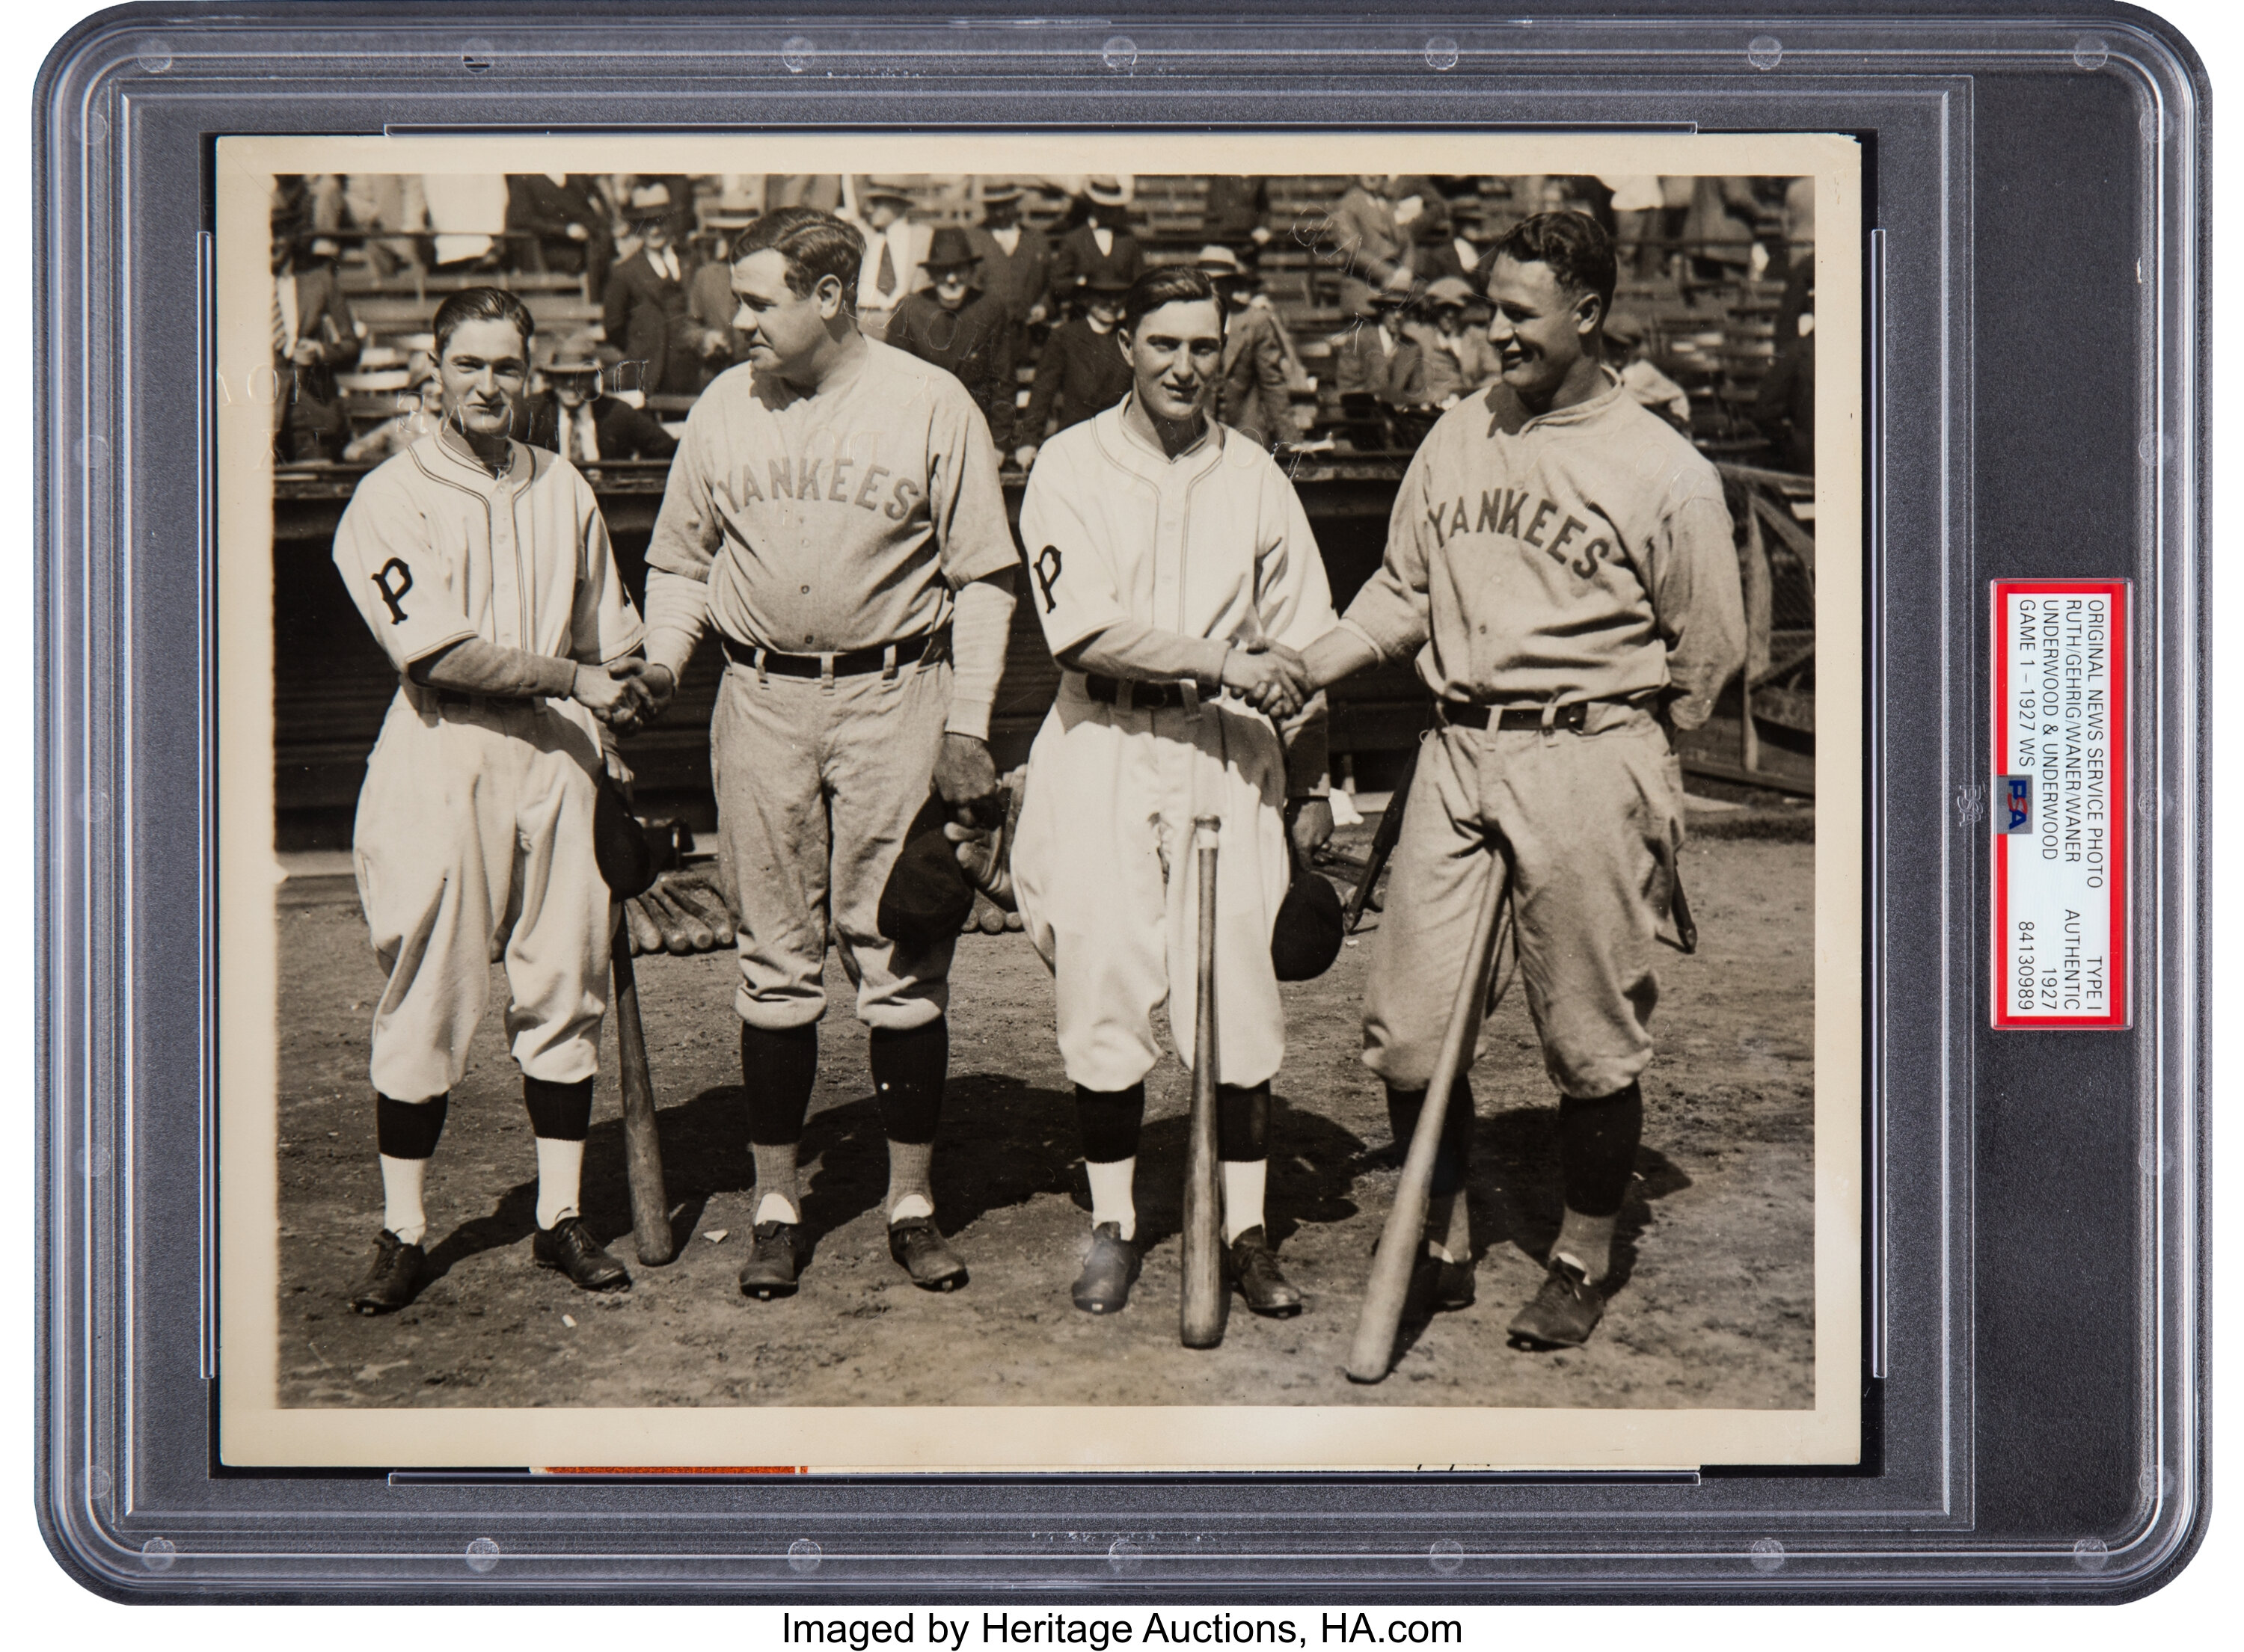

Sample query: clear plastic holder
[34,3,2206,1600]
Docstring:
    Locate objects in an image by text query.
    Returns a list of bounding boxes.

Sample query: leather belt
[1438,698,1592,733]
[1084,673,1196,711]
[722,626,948,680]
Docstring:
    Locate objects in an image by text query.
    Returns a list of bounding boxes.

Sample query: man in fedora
[1197,244,1296,452]
[515,350,678,465]
[963,181,1052,328]
[1406,275,1504,408]
[886,226,1019,453]
[271,230,362,464]
[847,176,932,342]
[1015,271,1135,473]
[1333,283,1429,446]
[1051,176,1144,297]
[602,182,717,397]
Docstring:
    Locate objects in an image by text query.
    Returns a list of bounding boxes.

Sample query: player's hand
[1287,796,1334,863]
[1221,642,1309,719]
[596,658,666,729]
[934,732,1001,826]
[635,662,679,717]
[604,745,637,805]
[1012,444,1039,473]
[571,660,634,722]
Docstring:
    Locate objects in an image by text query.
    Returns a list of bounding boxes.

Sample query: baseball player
[634,207,1019,1300]
[334,286,659,1315]
[1299,212,1746,1348]
[1011,265,1337,1318]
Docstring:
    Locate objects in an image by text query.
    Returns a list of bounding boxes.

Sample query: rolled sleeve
[928,390,1021,589]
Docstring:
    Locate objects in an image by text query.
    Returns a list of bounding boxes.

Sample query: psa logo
[1998,775,2033,835]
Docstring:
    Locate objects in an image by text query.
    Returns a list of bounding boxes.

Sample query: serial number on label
[1990,581,2129,1029]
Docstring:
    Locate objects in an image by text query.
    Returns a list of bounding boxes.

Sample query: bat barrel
[1344,863,1508,1383]
[610,936,675,1266]
[1180,817,1226,1349]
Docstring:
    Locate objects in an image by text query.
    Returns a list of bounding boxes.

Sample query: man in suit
[848,177,933,343]
[1197,245,1295,452]
[963,182,1052,328]
[602,182,723,398]
[1405,276,1504,408]
[272,232,363,464]
[886,227,1019,455]
[1050,176,1144,298]
[515,353,679,464]
[1014,271,1135,471]
[507,173,615,301]
[1328,175,1417,321]
[1332,286,1427,449]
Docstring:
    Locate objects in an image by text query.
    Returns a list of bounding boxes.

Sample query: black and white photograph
[217,132,1860,1470]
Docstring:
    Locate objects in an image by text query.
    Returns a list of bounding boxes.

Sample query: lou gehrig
[1299,212,1746,1349]
[632,206,1020,1300]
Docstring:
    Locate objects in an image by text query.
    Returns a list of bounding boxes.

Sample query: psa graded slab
[34,1,2205,1603]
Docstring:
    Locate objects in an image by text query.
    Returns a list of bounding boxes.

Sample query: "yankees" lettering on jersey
[1420,486,1617,580]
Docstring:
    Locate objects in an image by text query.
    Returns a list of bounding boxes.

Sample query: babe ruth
[633,207,1019,1299]
[334,286,662,1315]
[1300,212,1747,1348]
[1011,265,1338,1317]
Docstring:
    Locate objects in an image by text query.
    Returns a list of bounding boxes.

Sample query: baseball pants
[1013,682,1293,1093]
[352,689,614,1103]
[1364,705,1684,1100]
[711,654,955,1031]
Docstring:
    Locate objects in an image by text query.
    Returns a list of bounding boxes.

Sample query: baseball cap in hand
[879,796,977,947]
[1271,853,1344,981]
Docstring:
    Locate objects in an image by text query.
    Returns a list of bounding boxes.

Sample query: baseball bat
[610,930,675,1265]
[1345,862,1509,1384]
[1180,816,1227,1350]
[1342,743,1418,934]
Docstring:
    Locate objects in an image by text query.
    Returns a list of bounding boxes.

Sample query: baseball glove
[944,766,1026,912]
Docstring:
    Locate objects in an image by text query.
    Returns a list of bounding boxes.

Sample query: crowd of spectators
[271,170,1815,474]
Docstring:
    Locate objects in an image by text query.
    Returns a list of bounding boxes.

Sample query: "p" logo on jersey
[1032,544,1064,615]
[370,557,414,624]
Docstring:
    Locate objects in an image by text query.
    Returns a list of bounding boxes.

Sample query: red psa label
[1990,580,2129,1028]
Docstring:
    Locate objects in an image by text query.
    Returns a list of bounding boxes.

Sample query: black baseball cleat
[1070,1222,1140,1315]
[1423,1246,1477,1312]
[532,1216,632,1292]
[888,1217,968,1291]
[738,1220,803,1300]
[1226,1226,1304,1317]
[349,1229,426,1315]
[1506,1258,1604,1349]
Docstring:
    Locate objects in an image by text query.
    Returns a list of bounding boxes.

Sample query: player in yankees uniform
[334,286,658,1315]
[1299,212,1746,1348]
[1012,265,1338,1317]
[634,207,1018,1300]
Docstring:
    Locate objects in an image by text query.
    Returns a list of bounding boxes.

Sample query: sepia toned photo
[218,132,1860,1470]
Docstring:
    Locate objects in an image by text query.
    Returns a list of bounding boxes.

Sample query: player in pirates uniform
[1302,212,1747,1348]
[635,207,1018,1300]
[1012,265,1338,1317]
[334,286,657,1315]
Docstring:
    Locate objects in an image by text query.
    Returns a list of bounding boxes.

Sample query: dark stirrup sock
[1557,1079,1644,1217]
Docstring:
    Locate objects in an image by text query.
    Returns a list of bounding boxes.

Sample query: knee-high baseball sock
[1554,1081,1643,1283]
[1216,1082,1271,1242]
[744,1022,818,1225]
[375,1093,448,1247]
[1076,1082,1146,1241]
[1385,1078,1475,1259]
[871,1019,947,1222]
[523,1076,594,1230]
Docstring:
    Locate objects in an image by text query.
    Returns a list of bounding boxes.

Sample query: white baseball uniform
[1011,401,1337,1092]
[334,434,644,1102]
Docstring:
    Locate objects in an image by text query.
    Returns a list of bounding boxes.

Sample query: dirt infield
[272,827,1816,1419]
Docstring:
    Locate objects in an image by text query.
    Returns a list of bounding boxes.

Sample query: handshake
[574,658,676,732]
[1221,638,1315,719]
